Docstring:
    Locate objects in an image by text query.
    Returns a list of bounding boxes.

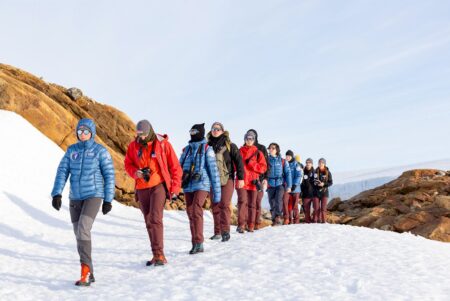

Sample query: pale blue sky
[1,0,449,171]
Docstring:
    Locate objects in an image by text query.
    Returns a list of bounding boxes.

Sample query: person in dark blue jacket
[266,143,292,226]
[179,123,221,254]
[51,118,115,287]
[285,150,303,224]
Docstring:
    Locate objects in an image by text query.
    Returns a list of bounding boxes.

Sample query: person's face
[136,130,148,140]
[77,128,92,142]
[245,137,255,146]
[211,126,223,138]
[268,145,277,156]
[319,161,326,169]
[306,161,313,169]
[286,155,292,161]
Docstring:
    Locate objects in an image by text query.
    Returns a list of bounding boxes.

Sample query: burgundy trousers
[185,190,209,244]
[237,188,257,228]
[288,193,300,223]
[137,184,167,256]
[318,197,328,223]
[255,190,264,226]
[303,197,319,223]
[211,179,235,234]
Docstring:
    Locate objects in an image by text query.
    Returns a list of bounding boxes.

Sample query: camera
[182,171,191,188]
[191,173,202,181]
[252,179,262,191]
[141,167,151,182]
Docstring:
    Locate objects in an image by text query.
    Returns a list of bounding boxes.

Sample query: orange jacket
[124,134,182,195]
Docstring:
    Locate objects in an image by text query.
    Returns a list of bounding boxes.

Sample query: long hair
[268,143,280,156]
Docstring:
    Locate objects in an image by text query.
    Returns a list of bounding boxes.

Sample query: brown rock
[327,198,342,211]
[433,195,450,210]
[393,211,435,232]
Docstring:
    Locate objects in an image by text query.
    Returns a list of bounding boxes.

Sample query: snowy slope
[1,110,450,301]
[330,159,450,200]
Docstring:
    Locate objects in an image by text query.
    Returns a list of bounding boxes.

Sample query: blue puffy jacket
[179,139,221,203]
[267,155,292,188]
[51,119,116,202]
[288,160,303,193]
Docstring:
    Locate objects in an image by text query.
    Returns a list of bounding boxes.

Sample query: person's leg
[148,184,167,257]
[247,190,257,230]
[320,197,328,223]
[236,188,248,229]
[255,190,264,228]
[211,186,221,236]
[75,198,102,275]
[185,192,195,245]
[219,179,234,234]
[137,189,152,251]
[267,188,276,221]
[287,194,294,223]
[192,191,208,244]
[275,186,285,222]
[312,197,320,223]
[282,191,290,224]
[303,198,312,223]
[292,193,300,224]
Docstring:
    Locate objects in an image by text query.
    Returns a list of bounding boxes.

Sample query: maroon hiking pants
[282,192,290,222]
[211,179,235,234]
[237,188,257,228]
[137,184,167,257]
[288,193,300,223]
[303,197,319,223]
[318,197,328,223]
[185,191,209,244]
[255,190,264,227]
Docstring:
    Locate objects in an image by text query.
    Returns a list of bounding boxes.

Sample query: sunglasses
[77,129,91,136]
[189,129,200,135]
[211,128,222,132]
[245,137,255,141]
[136,131,147,137]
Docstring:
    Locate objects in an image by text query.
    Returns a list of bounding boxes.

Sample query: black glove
[102,202,112,215]
[171,194,178,202]
[52,195,62,211]
[291,185,297,192]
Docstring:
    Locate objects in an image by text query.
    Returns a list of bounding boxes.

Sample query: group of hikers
[50,118,333,286]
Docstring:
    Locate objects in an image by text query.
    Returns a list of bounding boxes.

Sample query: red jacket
[238,145,267,191]
[124,134,182,195]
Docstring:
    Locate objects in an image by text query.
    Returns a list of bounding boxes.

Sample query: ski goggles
[189,129,200,135]
[77,129,91,136]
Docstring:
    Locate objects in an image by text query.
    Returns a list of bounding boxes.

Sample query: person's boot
[236,226,245,234]
[189,243,204,255]
[247,223,254,232]
[283,219,290,225]
[154,253,168,266]
[210,234,222,240]
[221,232,230,242]
[89,274,95,283]
[189,243,195,254]
[75,263,91,286]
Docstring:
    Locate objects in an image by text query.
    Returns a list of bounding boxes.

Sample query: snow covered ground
[1,110,450,301]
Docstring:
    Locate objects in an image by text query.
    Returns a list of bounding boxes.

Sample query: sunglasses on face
[212,128,222,132]
[245,137,255,141]
[189,129,200,135]
[136,131,147,137]
[77,129,91,136]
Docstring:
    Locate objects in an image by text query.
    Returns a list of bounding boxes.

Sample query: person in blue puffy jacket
[266,143,292,226]
[51,118,115,287]
[179,123,221,255]
[285,150,303,224]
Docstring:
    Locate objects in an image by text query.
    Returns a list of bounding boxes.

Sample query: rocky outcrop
[327,169,450,242]
[0,63,138,205]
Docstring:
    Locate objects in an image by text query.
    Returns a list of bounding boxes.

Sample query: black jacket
[301,167,317,198]
[207,132,245,181]
[248,129,269,181]
[315,167,333,198]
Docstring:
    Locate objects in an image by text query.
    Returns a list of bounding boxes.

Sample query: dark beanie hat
[136,119,156,143]
[286,150,294,157]
[190,123,205,142]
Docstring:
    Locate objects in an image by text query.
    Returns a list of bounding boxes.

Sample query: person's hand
[102,202,112,215]
[135,170,144,179]
[262,179,268,190]
[286,188,292,193]
[238,180,245,189]
[52,195,62,211]
[291,185,297,192]
[318,182,325,187]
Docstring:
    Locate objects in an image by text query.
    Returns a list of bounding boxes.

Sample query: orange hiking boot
[283,219,290,225]
[154,254,168,266]
[75,263,91,286]
[247,223,255,232]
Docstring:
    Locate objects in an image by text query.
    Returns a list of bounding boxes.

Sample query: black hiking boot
[236,227,245,234]
[189,243,204,255]
[221,232,230,242]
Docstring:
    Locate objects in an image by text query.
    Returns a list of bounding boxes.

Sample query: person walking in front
[301,158,317,223]
[237,131,267,233]
[315,158,333,223]
[266,143,292,226]
[51,118,115,286]
[207,122,245,242]
[124,120,182,266]
[180,123,221,254]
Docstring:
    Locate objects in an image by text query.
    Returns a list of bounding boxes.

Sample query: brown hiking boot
[247,223,255,232]
[75,263,91,286]
[283,219,290,225]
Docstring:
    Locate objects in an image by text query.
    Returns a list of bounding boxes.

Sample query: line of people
[50,118,332,286]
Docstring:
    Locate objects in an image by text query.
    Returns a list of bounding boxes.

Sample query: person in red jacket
[236,131,267,233]
[124,120,182,266]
